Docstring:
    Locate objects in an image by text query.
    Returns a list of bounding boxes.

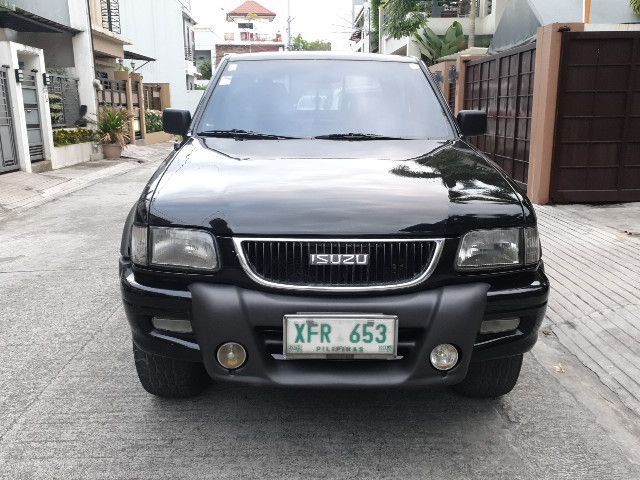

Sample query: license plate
[283,313,398,359]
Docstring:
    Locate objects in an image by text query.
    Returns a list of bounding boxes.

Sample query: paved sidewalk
[538,204,640,416]
[0,142,172,218]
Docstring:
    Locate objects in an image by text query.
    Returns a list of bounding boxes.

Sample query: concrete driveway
[0,157,638,479]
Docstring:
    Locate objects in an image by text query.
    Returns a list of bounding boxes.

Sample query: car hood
[148,138,524,236]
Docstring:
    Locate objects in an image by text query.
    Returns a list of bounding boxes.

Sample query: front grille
[235,238,443,291]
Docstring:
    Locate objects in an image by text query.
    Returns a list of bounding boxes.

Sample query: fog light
[430,344,459,371]
[216,342,247,370]
[151,317,193,334]
[480,318,520,334]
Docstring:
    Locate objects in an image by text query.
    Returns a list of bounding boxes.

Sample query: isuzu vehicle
[120,52,549,398]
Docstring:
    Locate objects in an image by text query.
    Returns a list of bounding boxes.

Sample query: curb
[0,161,140,221]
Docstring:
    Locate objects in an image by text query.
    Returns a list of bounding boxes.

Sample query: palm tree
[382,0,430,39]
[468,0,476,48]
[414,21,465,65]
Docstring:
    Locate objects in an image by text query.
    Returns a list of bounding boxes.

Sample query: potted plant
[97,107,131,159]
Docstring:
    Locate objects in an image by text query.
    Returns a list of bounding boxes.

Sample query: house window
[100,0,121,34]
[238,22,254,29]
[224,32,234,41]
[183,16,195,63]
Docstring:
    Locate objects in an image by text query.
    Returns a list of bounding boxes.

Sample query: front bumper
[121,264,548,388]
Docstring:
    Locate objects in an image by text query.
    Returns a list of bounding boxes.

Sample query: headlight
[456,227,541,271]
[131,226,220,271]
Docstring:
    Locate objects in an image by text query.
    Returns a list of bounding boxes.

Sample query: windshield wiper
[198,129,300,140]
[314,133,407,140]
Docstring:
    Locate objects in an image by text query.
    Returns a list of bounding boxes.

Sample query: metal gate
[551,31,640,203]
[22,73,44,162]
[0,70,18,173]
[464,43,536,185]
[47,74,81,128]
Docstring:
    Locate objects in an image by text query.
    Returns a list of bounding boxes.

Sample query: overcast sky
[191,0,355,51]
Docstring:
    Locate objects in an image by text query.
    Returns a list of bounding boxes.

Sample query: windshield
[197,59,455,140]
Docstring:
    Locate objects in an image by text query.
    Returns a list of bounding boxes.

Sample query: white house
[351,0,373,53]
[0,0,96,174]
[194,25,216,74]
[118,0,201,112]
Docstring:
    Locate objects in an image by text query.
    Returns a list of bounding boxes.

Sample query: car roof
[224,51,419,63]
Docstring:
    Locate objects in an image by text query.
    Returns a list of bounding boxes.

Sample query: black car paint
[143,138,528,237]
[120,53,548,388]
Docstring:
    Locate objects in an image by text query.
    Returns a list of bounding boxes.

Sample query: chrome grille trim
[233,237,445,292]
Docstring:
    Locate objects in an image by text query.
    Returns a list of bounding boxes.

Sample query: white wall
[119,0,197,111]
[13,0,71,26]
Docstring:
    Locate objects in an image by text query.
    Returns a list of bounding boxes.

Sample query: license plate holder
[283,313,398,359]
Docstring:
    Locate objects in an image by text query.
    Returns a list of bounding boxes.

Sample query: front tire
[452,354,523,398]
[133,343,210,398]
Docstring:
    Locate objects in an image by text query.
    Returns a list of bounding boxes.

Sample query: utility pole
[286,0,293,50]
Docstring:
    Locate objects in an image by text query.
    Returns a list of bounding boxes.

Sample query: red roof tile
[228,1,276,17]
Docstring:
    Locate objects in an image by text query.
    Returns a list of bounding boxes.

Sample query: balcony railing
[185,46,194,62]
[431,0,480,18]
[239,32,283,42]
[100,0,121,34]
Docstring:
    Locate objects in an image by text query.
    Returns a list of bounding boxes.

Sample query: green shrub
[97,107,131,147]
[145,109,163,133]
[52,128,95,147]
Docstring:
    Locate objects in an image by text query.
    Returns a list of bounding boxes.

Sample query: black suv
[120,52,548,398]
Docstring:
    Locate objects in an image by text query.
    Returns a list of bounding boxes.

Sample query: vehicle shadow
[142,383,512,477]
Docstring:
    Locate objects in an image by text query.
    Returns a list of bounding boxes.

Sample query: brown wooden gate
[551,31,640,203]
[464,44,536,185]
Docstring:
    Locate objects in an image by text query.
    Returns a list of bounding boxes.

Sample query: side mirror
[163,109,192,136]
[456,110,487,136]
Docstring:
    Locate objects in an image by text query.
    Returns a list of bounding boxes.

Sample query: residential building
[376,0,508,57]
[194,24,216,74]
[213,0,284,66]
[351,1,373,53]
[117,0,200,111]
[0,0,96,173]
[88,0,130,78]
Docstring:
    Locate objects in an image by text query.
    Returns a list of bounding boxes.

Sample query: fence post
[114,70,136,144]
[132,73,146,142]
[159,83,172,110]
[454,56,467,114]
[527,23,584,204]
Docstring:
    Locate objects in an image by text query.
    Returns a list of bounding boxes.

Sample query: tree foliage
[414,21,465,65]
[371,0,382,51]
[291,34,331,51]
[199,60,212,80]
[631,0,640,15]
[382,0,461,39]
[382,0,430,39]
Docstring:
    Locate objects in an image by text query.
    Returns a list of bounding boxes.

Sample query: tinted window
[198,60,454,140]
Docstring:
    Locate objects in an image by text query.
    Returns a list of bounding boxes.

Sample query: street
[0,148,639,479]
